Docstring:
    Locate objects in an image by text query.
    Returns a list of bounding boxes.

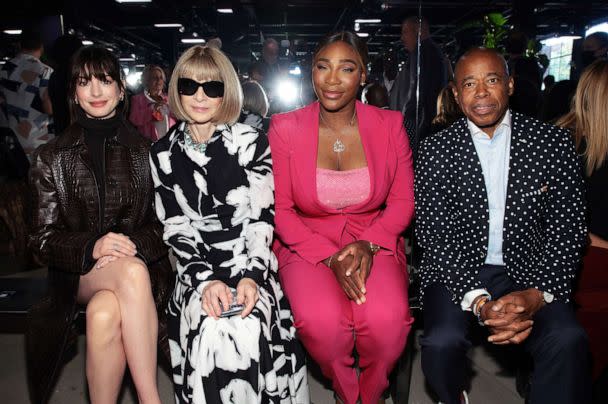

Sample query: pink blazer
[128,92,175,141]
[268,101,415,267]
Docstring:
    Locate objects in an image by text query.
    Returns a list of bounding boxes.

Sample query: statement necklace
[184,125,210,153]
[319,109,357,154]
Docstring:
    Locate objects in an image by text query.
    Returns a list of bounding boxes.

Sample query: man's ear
[451,86,460,105]
[507,76,515,97]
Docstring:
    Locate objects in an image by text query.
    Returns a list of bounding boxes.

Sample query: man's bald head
[455,47,509,79]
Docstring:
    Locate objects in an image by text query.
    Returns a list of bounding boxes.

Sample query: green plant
[482,12,510,50]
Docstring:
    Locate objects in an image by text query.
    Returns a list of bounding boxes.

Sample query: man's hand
[491,289,545,322]
[481,300,534,344]
[480,288,544,344]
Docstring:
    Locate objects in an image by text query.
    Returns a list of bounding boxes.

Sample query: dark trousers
[420,265,592,404]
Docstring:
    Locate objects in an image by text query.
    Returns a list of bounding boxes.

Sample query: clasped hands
[479,288,545,345]
[324,241,375,305]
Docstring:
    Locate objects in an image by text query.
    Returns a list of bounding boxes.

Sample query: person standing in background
[389,16,448,158]
[0,27,54,160]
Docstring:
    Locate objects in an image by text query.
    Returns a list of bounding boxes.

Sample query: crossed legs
[77,257,160,404]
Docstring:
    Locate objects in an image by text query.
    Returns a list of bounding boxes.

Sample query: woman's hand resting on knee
[93,232,138,260]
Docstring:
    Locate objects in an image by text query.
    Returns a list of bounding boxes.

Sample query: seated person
[149,44,308,403]
[416,47,591,404]
[269,31,414,404]
[27,46,173,404]
[239,80,270,132]
[129,64,175,141]
[557,60,608,402]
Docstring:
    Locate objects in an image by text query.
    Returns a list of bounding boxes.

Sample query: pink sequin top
[316,166,370,210]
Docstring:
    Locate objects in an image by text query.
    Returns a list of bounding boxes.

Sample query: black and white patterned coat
[150,121,308,403]
[415,111,586,305]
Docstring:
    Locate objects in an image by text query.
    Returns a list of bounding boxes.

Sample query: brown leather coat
[26,120,174,403]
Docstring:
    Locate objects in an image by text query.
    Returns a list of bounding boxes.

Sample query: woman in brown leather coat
[27,46,173,404]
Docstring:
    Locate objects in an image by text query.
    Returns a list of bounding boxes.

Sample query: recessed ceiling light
[82,40,94,45]
[154,23,183,28]
[119,57,136,61]
[356,32,369,37]
[115,0,152,3]
[217,8,233,14]
[4,29,22,35]
[354,19,381,24]
[181,38,206,44]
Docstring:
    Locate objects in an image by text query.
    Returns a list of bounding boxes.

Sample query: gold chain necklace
[319,109,357,154]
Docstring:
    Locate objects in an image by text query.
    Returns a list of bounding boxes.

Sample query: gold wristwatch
[369,242,381,255]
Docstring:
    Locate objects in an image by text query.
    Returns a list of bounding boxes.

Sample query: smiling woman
[27,46,173,404]
[269,31,415,404]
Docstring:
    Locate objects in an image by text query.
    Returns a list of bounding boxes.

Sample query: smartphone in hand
[219,288,245,318]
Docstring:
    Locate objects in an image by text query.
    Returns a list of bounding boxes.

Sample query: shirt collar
[467,109,511,140]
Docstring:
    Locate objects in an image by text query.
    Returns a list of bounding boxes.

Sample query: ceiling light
[356,33,369,38]
[154,23,183,28]
[82,40,94,45]
[354,19,381,24]
[181,38,206,44]
[115,0,152,3]
[354,22,360,32]
[119,57,136,61]
[217,8,233,14]
[3,29,22,35]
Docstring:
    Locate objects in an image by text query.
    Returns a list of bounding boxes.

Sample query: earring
[120,94,124,101]
[74,98,79,105]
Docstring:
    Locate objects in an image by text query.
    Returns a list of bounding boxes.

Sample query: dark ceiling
[2,0,608,70]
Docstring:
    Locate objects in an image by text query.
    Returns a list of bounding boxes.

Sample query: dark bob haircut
[313,31,369,73]
[68,46,127,122]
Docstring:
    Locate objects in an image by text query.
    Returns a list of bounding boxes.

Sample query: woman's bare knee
[86,291,122,346]
[117,257,153,298]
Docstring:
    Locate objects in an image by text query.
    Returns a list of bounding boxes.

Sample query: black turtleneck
[76,106,122,213]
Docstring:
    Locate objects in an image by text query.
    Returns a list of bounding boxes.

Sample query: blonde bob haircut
[168,45,243,125]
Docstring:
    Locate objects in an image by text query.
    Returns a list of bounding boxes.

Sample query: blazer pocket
[520,184,549,199]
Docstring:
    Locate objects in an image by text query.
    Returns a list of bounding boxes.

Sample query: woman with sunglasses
[27,46,173,403]
[268,31,415,404]
[149,45,308,403]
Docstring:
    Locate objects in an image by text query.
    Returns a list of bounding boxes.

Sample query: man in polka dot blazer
[415,48,591,404]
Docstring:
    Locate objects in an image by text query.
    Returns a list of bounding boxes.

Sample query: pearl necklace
[319,109,357,154]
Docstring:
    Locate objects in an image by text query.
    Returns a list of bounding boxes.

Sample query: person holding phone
[149,45,308,403]
[268,31,415,404]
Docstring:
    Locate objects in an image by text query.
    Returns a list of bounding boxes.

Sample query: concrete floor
[0,265,524,403]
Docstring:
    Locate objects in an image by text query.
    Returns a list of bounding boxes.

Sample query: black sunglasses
[177,78,224,98]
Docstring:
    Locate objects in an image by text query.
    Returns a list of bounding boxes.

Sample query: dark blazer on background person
[415,111,587,304]
[26,120,174,404]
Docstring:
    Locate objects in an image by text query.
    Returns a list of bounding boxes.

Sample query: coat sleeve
[241,132,275,285]
[150,147,216,293]
[414,136,483,303]
[528,131,586,302]
[28,144,99,273]
[359,113,415,255]
[268,116,340,265]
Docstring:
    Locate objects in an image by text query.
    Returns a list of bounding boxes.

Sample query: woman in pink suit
[129,65,175,141]
[268,31,415,404]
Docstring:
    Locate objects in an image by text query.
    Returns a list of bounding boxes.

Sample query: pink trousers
[279,254,412,404]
